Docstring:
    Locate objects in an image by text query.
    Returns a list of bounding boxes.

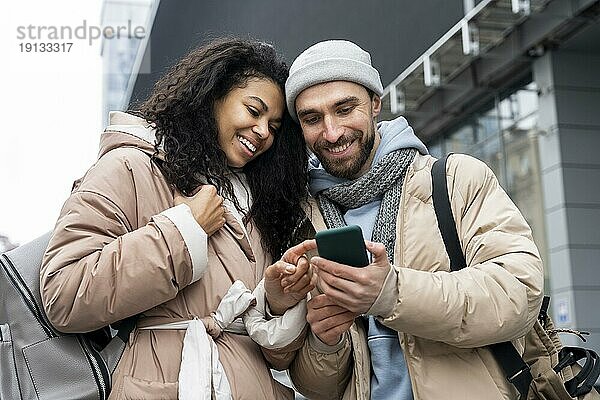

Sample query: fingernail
[285,265,296,273]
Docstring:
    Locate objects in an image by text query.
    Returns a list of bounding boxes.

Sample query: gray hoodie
[308,116,428,400]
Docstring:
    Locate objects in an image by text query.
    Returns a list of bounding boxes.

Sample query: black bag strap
[431,154,466,271]
[112,316,137,343]
[431,154,533,398]
[555,346,600,397]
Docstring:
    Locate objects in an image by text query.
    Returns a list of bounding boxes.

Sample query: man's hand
[307,294,357,346]
[312,241,391,314]
[265,240,318,315]
[174,185,225,236]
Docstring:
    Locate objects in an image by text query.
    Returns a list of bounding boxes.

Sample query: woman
[40,38,311,399]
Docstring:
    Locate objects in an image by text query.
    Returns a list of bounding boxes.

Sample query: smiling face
[295,81,382,179]
[214,78,284,168]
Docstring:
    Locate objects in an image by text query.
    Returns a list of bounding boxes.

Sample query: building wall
[129,0,464,105]
[534,48,600,349]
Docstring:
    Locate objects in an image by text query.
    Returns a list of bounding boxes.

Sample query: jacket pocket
[22,336,101,400]
[118,376,178,400]
[0,324,21,400]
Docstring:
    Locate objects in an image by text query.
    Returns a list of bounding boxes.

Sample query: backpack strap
[431,154,466,271]
[431,154,533,398]
[112,315,137,343]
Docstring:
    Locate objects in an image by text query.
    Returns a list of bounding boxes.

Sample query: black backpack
[0,232,135,400]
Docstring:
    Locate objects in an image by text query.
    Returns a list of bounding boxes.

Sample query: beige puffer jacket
[40,112,299,399]
[289,152,544,400]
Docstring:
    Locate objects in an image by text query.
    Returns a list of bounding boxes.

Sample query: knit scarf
[317,148,417,262]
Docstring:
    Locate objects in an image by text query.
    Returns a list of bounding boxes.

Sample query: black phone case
[315,225,369,267]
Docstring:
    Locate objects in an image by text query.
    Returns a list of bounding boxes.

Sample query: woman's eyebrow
[248,96,269,112]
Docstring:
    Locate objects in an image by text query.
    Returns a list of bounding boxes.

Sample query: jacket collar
[98,111,161,159]
[105,111,157,144]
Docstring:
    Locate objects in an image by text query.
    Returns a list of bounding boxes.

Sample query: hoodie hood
[308,116,428,195]
[98,111,161,159]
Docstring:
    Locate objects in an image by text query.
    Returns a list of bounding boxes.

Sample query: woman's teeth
[238,136,256,153]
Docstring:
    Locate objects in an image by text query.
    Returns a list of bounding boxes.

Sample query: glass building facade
[101,0,155,126]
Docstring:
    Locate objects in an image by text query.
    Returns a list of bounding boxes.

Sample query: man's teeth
[329,142,351,154]
[238,136,256,153]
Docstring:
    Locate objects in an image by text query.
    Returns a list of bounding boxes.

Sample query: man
[284,40,544,399]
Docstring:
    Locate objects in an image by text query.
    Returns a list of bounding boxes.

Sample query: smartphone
[315,225,369,267]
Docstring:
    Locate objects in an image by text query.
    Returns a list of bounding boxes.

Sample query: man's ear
[372,95,382,118]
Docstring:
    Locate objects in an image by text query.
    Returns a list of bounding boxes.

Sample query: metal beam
[512,0,531,15]
[381,0,600,142]
[390,85,405,114]
[462,20,480,55]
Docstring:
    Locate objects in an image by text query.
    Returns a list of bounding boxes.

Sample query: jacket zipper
[1,254,56,338]
[1,254,110,400]
[397,167,417,397]
[78,336,110,400]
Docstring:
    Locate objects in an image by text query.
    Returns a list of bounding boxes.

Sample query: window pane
[445,123,475,153]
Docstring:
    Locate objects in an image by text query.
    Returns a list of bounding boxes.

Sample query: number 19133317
[19,42,73,52]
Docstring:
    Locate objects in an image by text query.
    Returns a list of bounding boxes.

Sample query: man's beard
[313,124,375,180]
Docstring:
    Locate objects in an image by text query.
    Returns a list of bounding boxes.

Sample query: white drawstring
[138,280,307,399]
[180,319,230,400]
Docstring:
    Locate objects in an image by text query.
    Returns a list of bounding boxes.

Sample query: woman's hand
[174,185,226,236]
[265,240,317,315]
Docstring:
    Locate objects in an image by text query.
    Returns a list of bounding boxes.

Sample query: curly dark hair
[132,38,308,259]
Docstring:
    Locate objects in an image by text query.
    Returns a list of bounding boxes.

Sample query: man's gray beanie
[285,40,384,122]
